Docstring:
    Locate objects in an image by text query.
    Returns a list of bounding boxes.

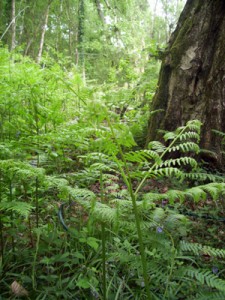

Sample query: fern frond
[165,189,185,203]
[125,150,161,164]
[168,142,200,153]
[180,241,225,258]
[163,131,176,141]
[152,167,184,179]
[160,157,198,168]
[185,120,202,133]
[178,131,200,142]
[92,202,118,223]
[148,141,166,153]
[79,152,116,166]
[184,172,224,182]
[68,187,96,203]
[184,186,207,202]
[0,201,34,218]
[185,268,225,291]
[89,162,115,173]
[195,291,225,300]
[0,159,45,181]
[142,192,165,203]
[212,129,225,138]
[197,182,225,200]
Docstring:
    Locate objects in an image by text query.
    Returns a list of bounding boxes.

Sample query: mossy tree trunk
[147,0,225,168]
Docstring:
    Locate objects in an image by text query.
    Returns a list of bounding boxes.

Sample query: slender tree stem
[36,2,51,63]
[35,177,39,228]
[23,183,34,247]
[9,180,15,255]
[100,171,107,300]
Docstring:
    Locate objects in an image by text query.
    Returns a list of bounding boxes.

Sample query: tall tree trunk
[147,0,225,168]
[36,3,51,63]
[94,0,105,24]
[11,0,16,51]
[78,0,86,82]
[24,22,43,57]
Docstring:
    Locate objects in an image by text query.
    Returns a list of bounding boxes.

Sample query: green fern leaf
[180,241,225,258]
[186,268,225,291]
[152,167,184,179]
[0,201,34,218]
[196,291,225,300]
[178,131,200,142]
[168,142,200,153]
[184,187,207,202]
[148,141,166,153]
[165,189,185,203]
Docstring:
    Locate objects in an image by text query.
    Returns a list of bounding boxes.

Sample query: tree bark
[36,2,51,63]
[11,0,16,51]
[94,0,105,24]
[147,0,225,168]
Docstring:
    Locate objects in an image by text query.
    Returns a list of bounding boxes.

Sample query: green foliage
[0,43,224,300]
[186,269,225,291]
[180,241,225,258]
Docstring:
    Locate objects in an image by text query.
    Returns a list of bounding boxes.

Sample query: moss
[170,17,194,67]
[146,64,171,143]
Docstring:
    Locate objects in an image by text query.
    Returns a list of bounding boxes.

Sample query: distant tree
[11,0,16,51]
[36,1,52,63]
[147,0,225,168]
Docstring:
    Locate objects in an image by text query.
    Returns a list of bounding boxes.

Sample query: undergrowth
[0,47,225,299]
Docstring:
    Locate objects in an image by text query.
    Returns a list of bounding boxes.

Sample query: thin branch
[0,6,28,42]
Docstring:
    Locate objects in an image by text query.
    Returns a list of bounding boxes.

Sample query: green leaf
[74,252,85,259]
[87,237,99,251]
[76,278,90,289]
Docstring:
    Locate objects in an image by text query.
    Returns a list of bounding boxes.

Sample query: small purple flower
[212,266,219,274]
[156,227,163,233]
[161,200,168,207]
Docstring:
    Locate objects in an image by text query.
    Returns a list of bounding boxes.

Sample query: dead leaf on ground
[11,280,29,297]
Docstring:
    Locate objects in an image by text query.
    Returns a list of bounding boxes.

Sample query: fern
[125,150,161,164]
[200,183,225,200]
[184,186,207,202]
[195,291,225,300]
[164,189,185,203]
[0,159,45,182]
[160,157,198,168]
[212,129,225,139]
[151,167,184,179]
[0,201,34,218]
[185,268,225,291]
[148,141,166,153]
[180,241,225,258]
[184,171,224,182]
[168,141,200,153]
[178,131,200,142]
[185,120,202,133]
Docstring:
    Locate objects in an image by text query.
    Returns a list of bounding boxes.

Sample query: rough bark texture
[147,0,225,168]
